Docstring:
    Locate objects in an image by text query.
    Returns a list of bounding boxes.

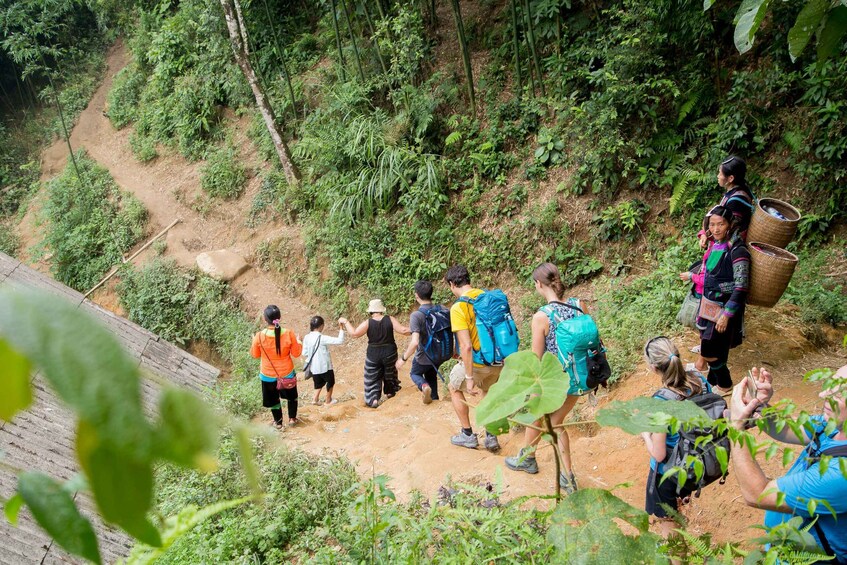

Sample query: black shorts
[312,369,335,390]
[262,379,298,407]
[645,466,692,518]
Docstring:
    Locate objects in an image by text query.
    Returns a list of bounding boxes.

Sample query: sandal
[273,420,283,430]
[289,418,299,426]
[325,399,338,406]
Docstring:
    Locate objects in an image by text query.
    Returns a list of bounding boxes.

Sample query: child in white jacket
[301,316,345,405]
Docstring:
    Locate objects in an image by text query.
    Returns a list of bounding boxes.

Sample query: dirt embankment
[28,40,847,546]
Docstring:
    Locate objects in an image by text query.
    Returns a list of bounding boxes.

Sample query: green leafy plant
[593,199,649,242]
[533,128,565,166]
[200,142,248,199]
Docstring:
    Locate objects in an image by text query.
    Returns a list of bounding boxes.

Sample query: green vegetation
[43,151,146,291]
[200,142,248,199]
[784,244,847,327]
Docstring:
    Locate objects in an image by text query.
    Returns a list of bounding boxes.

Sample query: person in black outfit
[341,299,410,408]
[698,155,755,249]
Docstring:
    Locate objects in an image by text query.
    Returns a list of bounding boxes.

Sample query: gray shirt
[410,307,432,366]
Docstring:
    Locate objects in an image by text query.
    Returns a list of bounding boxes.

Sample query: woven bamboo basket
[747,198,801,249]
[747,242,798,308]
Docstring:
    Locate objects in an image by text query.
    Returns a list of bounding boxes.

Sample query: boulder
[195,249,249,282]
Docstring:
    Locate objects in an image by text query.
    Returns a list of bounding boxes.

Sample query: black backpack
[420,304,453,368]
[654,388,731,496]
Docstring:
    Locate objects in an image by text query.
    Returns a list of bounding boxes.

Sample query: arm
[396,332,420,371]
[390,316,411,336]
[288,331,303,358]
[321,331,345,346]
[455,328,476,396]
[341,318,368,339]
[727,376,792,511]
[531,311,548,360]
[250,334,260,358]
[722,247,749,319]
[641,432,667,462]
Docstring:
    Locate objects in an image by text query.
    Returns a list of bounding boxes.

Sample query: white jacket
[301,330,344,374]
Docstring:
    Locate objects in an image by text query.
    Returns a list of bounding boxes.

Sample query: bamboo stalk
[329,0,347,80]
[509,0,523,96]
[360,0,388,75]
[341,0,366,81]
[260,0,299,121]
[450,0,476,115]
[84,219,182,298]
[523,0,545,97]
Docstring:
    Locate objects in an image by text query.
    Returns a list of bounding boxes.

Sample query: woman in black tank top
[340,300,410,408]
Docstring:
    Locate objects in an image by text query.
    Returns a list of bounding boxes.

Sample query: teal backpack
[541,301,611,396]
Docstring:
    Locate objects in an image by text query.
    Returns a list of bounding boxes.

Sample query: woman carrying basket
[698,155,755,248]
[250,305,303,428]
[680,206,749,394]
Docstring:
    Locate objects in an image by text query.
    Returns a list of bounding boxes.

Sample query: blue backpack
[542,301,611,395]
[419,304,453,368]
[457,290,519,366]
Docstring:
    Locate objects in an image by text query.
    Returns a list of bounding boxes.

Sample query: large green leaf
[734,0,772,53]
[76,420,161,547]
[0,339,32,421]
[17,472,101,564]
[547,488,662,564]
[817,6,847,62]
[0,290,153,456]
[788,0,830,61]
[153,388,219,472]
[596,397,711,435]
[475,352,569,428]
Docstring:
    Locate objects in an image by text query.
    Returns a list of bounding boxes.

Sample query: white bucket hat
[367,298,386,313]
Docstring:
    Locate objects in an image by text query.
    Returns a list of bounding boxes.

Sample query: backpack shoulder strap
[820,444,847,458]
[654,388,684,401]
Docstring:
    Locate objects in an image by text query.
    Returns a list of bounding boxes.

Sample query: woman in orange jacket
[251,305,303,428]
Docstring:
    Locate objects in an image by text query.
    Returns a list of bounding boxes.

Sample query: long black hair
[263,305,282,355]
[720,155,751,195]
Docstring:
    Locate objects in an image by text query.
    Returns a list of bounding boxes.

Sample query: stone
[195,249,249,282]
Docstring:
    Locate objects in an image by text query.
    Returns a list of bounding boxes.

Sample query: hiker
[504,262,588,493]
[396,280,452,405]
[340,299,410,408]
[250,305,303,428]
[301,315,345,406]
[445,264,517,453]
[680,206,749,394]
[640,336,713,537]
[727,366,847,562]
[699,155,755,249]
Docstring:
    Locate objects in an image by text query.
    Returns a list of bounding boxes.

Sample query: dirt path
[30,40,847,546]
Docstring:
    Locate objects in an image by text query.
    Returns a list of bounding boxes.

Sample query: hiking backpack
[457,289,519,366]
[654,388,731,496]
[420,304,453,367]
[542,302,611,395]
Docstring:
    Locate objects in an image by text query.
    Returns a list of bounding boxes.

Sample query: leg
[549,395,580,475]
[424,366,439,400]
[312,372,327,404]
[324,370,336,404]
[261,380,283,426]
[450,386,471,428]
[363,355,382,407]
[382,350,400,397]
[282,386,298,421]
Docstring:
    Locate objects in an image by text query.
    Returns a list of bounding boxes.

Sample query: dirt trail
[31,40,847,545]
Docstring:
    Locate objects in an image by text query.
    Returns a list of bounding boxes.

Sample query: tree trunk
[509,0,523,96]
[450,0,476,115]
[220,0,300,185]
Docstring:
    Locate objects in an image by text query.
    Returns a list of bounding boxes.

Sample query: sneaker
[690,345,701,354]
[272,420,283,430]
[559,472,578,494]
[450,430,478,449]
[421,384,433,405]
[483,432,501,453]
[325,399,338,406]
[505,448,538,474]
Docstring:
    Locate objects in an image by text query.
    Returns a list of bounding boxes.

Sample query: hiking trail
[27,40,847,545]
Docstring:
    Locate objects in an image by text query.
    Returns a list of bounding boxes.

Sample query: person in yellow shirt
[445,264,502,452]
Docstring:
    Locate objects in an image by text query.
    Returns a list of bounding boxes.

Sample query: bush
[201,143,248,199]
[0,221,19,256]
[43,151,147,291]
[783,244,847,326]
[107,62,147,129]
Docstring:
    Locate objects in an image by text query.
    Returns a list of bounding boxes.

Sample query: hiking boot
[421,384,433,405]
[559,472,578,494]
[483,432,501,453]
[504,448,538,474]
[451,430,478,449]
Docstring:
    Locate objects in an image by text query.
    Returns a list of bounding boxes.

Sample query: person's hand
[679,271,692,282]
[395,358,405,371]
[728,379,762,430]
[338,317,348,326]
[698,232,709,249]
[465,378,480,397]
[748,366,774,406]
[715,314,728,333]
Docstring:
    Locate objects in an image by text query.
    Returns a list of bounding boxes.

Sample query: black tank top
[367,316,395,347]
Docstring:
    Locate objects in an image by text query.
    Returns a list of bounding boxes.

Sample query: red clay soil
[28,40,847,547]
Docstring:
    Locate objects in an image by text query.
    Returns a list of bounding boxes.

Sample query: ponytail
[532,262,566,300]
[644,336,702,397]
[263,305,282,356]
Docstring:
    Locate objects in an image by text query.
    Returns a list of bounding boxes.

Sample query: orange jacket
[251,328,302,377]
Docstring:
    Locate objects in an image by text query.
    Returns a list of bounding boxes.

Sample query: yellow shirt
[450,288,483,367]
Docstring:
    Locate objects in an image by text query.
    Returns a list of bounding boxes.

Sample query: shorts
[645,466,692,518]
[312,369,336,390]
[449,362,501,393]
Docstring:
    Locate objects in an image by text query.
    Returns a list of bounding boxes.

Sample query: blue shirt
[764,416,847,561]
[650,372,712,472]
